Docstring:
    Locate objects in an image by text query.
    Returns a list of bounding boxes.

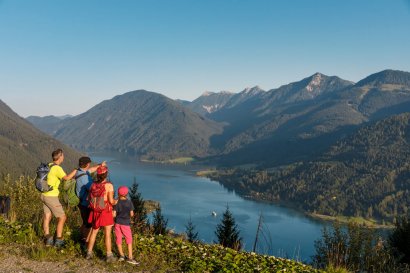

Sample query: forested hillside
[53,90,224,160]
[0,100,81,177]
[209,70,410,167]
[208,113,410,223]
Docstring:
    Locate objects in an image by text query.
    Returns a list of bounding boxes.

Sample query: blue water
[92,153,327,262]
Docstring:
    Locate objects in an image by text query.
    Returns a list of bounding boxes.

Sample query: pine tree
[215,205,242,250]
[185,216,199,243]
[153,205,168,235]
[128,177,147,232]
[388,216,410,264]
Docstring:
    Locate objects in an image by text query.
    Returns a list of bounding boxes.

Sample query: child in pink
[114,186,139,265]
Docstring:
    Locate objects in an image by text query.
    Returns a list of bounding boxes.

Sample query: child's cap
[97,166,108,174]
[118,186,128,196]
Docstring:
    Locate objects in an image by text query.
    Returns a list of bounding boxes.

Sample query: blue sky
[1,0,409,117]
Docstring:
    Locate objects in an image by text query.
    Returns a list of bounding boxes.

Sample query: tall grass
[0,175,323,272]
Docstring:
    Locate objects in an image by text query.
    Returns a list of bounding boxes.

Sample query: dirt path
[0,245,150,273]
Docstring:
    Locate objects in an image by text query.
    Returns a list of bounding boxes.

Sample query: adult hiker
[86,166,117,262]
[75,156,106,247]
[41,148,77,247]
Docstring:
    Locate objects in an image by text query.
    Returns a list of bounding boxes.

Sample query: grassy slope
[0,175,321,273]
[0,219,322,273]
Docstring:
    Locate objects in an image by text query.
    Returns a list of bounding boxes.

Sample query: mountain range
[207,70,410,166]
[12,68,410,222]
[26,69,410,167]
[0,100,80,177]
[50,90,223,160]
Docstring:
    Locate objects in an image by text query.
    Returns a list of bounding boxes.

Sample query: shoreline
[199,169,395,229]
[308,213,394,229]
[140,157,194,164]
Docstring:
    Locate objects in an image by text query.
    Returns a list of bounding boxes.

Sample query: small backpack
[61,179,80,207]
[88,182,108,212]
[61,170,90,207]
[35,163,55,192]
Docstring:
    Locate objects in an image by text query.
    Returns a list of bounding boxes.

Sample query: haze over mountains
[26,69,410,167]
[26,115,72,136]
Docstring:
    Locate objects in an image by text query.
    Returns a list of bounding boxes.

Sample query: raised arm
[88,161,107,173]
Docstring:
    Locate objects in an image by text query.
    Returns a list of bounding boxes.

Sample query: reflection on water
[91,153,327,261]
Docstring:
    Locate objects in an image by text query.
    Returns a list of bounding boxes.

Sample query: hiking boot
[126,258,140,265]
[85,252,94,260]
[118,256,125,262]
[54,238,65,248]
[106,254,117,263]
[44,235,54,247]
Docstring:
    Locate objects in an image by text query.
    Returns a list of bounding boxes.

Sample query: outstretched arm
[88,161,107,173]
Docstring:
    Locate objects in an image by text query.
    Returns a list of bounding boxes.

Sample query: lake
[92,153,328,262]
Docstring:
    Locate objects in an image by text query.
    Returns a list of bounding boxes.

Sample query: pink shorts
[115,224,133,245]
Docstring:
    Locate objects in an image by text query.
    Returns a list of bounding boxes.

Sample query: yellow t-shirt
[42,163,66,197]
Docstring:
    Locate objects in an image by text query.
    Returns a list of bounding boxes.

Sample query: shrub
[313,222,404,273]
[0,175,42,225]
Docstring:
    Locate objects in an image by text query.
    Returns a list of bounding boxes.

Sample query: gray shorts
[41,195,65,218]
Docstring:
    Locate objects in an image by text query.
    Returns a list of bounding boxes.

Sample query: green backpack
[63,172,89,207]
[61,177,82,207]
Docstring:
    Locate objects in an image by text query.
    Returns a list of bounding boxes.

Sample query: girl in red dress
[85,166,117,262]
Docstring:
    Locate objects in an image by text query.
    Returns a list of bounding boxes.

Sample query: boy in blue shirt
[75,156,105,246]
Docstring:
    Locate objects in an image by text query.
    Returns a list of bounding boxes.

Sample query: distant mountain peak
[57,114,73,120]
[241,86,264,94]
[356,69,410,87]
[202,91,215,96]
[306,73,324,92]
[200,90,233,97]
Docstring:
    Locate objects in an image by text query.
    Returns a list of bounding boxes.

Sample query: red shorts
[115,224,133,245]
[88,209,114,229]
